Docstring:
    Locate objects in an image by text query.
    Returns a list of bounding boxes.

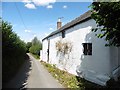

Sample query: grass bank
[30,53,40,59]
[40,61,120,89]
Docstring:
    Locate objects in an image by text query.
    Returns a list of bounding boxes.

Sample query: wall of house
[42,19,120,86]
[110,47,120,80]
[49,34,61,64]
[42,39,49,62]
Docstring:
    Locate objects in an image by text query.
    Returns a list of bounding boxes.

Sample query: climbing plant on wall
[56,39,73,70]
[56,40,72,55]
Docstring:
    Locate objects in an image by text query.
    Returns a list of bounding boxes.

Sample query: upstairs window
[82,43,92,55]
[62,31,65,38]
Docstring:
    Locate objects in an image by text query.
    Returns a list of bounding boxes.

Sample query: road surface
[4,53,64,89]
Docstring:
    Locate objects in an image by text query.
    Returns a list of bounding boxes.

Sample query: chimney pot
[57,18,62,30]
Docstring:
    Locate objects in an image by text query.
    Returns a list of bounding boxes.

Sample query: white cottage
[41,10,120,86]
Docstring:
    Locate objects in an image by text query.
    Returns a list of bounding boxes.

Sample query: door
[47,39,50,62]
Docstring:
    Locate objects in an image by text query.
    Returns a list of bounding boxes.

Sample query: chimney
[57,18,62,30]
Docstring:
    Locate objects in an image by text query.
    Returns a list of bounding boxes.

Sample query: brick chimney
[57,18,62,30]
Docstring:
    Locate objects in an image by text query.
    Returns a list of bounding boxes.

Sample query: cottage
[41,10,120,86]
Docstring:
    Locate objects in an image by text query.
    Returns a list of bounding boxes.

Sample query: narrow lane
[26,53,64,88]
[4,54,32,88]
[4,53,64,88]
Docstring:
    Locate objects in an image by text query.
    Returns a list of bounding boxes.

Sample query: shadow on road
[3,54,32,89]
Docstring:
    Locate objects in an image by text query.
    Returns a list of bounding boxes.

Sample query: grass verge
[40,61,120,89]
[30,53,40,59]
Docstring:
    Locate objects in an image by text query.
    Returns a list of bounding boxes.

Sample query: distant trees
[2,19,27,83]
[91,2,120,47]
[29,37,42,56]
[26,42,32,52]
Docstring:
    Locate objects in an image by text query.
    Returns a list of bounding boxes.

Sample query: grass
[30,53,40,59]
[40,61,120,89]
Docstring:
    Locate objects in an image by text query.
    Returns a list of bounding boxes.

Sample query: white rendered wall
[49,34,61,64]
[110,47,120,80]
[42,19,120,86]
[42,39,48,62]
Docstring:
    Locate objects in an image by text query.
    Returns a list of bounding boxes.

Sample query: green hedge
[2,20,27,83]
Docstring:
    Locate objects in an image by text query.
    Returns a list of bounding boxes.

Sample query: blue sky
[2,1,92,42]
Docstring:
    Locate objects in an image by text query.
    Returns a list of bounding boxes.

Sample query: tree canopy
[26,42,32,52]
[91,2,120,47]
[2,20,27,83]
[29,37,42,55]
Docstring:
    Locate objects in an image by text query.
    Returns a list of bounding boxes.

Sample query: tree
[29,37,42,55]
[32,37,38,45]
[91,2,120,47]
[2,19,27,83]
[26,42,32,52]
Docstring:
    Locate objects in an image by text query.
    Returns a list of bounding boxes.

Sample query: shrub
[2,19,27,83]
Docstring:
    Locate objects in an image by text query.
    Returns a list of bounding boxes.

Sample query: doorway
[47,39,50,62]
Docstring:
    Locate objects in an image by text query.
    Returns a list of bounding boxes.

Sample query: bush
[29,37,42,56]
[29,44,40,55]
[2,20,27,83]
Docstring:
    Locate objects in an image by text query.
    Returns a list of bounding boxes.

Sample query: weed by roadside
[30,53,40,59]
[40,61,120,89]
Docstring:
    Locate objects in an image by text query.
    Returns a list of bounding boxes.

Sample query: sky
[2,0,92,43]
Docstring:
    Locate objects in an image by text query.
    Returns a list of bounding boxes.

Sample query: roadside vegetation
[2,19,28,84]
[40,61,101,89]
[30,53,40,59]
[40,61,120,89]
[26,37,42,59]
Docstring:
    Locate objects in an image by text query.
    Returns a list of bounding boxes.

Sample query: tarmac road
[4,53,64,89]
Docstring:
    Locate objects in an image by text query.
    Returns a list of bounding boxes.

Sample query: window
[62,31,65,38]
[82,43,92,55]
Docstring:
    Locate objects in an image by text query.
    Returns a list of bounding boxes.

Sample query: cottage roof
[42,10,92,41]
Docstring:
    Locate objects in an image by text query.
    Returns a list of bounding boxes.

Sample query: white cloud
[25,3,36,9]
[25,29,31,33]
[49,27,54,30]
[63,5,67,9]
[23,0,56,9]
[46,5,53,9]
[32,0,56,6]
[22,0,31,3]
